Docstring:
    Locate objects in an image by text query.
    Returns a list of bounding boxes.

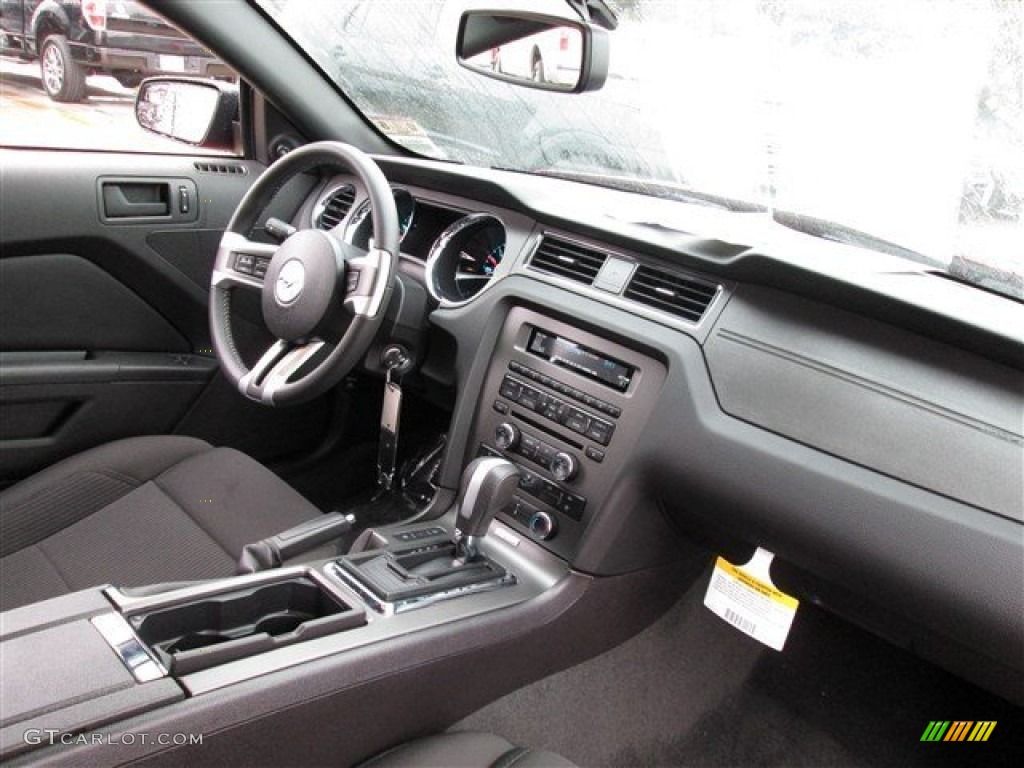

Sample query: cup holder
[130,575,365,675]
[165,631,232,654]
[253,612,310,636]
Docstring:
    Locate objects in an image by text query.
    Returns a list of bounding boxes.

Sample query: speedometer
[425,213,506,303]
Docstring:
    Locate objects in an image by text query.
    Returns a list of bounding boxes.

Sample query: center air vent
[315,185,356,230]
[529,236,607,285]
[624,265,719,324]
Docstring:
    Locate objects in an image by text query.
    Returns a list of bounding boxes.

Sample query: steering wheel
[210,142,399,406]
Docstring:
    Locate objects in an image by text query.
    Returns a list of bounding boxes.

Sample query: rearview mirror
[135,77,239,150]
[457,11,609,93]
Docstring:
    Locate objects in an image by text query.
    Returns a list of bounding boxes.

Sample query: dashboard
[290,165,1023,705]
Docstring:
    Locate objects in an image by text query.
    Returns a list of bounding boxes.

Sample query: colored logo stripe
[968,722,997,742]
[944,721,973,741]
[921,721,996,742]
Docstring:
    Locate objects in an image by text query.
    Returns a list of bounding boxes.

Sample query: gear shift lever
[453,457,520,561]
[333,456,520,610]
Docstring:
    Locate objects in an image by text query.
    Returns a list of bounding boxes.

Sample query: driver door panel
[0,149,329,488]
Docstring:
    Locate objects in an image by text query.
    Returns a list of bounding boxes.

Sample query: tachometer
[425,213,507,303]
[345,187,415,250]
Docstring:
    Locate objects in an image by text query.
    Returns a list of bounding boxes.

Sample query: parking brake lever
[237,511,356,574]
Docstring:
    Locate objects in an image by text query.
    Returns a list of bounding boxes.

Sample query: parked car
[0,0,231,101]
[493,25,583,86]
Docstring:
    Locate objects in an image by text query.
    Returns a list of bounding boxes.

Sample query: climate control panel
[493,422,579,483]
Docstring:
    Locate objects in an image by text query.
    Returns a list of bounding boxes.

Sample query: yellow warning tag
[703,548,798,650]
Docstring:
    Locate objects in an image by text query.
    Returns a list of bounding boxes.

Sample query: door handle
[101,182,170,218]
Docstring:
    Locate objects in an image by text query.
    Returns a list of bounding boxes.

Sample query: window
[0,0,235,154]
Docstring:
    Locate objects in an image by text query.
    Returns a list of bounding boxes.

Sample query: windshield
[258,0,1023,300]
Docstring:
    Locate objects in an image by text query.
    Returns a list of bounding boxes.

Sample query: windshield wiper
[518,168,767,213]
[772,209,939,267]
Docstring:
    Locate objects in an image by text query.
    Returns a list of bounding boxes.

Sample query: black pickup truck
[0,0,230,101]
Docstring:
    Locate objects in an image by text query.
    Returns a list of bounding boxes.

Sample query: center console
[471,306,667,561]
[0,304,679,767]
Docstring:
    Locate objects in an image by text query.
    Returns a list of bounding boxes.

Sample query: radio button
[542,399,569,422]
[518,468,541,494]
[493,400,509,415]
[539,483,563,508]
[565,409,591,434]
[558,492,586,521]
[536,442,557,467]
[585,446,605,463]
[550,452,578,482]
[494,422,521,451]
[519,433,541,460]
[585,419,615,446]
[528,511,557,540]
[499,376,521,400]
[518,386,541,410]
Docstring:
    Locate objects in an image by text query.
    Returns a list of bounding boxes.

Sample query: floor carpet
[456,568,1023,767]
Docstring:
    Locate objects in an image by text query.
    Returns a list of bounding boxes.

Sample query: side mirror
[135,77,239,150]
[456,11,609,94]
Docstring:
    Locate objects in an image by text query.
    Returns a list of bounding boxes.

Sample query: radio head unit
[527,328,634,393]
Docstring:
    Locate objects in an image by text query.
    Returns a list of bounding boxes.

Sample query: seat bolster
[362,732,578,768]
[2,436,212,507]
[0,436,212,556]
[156,446,321,558]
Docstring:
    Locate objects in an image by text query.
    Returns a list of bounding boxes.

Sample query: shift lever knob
[454,457,520,559]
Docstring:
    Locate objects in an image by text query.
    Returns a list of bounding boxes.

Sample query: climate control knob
[494,422,520,451]
[550,451,578,482]
[528,511,557,540]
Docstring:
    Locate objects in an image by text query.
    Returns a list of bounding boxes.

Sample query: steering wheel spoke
[212,232,278,291]
[343,247,393,317]
[238,339,327,404]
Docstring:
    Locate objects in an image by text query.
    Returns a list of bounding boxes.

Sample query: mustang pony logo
[276,260,305,304]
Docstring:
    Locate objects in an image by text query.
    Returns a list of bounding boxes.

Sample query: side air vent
[315,185,356,230]
[193,161,247,174]
[529,236,608,285]
[624,265,719,323]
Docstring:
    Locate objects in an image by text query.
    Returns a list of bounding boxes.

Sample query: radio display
[527,329,634,392]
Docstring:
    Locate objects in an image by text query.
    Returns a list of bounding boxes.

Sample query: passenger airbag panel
[706,286,1023,521]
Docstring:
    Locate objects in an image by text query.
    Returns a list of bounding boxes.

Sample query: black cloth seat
[0,436,321,612]
[362,732,577,768]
